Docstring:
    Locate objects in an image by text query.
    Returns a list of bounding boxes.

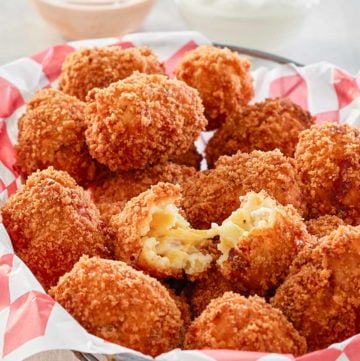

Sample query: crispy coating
[184,292,307,355]
[90,162,196,207]
[306,215,346,238]
[49,256,182,356]
[174,45,254,130]
[188,267,240,317]
[85,72,207,171]
[59,46,165,101]
[295,122,360,225]
[95,201,127,225]
[271,225,360,351]
[110,182,214,279]
[216,191,311,295]
[1,167,109,290]
[206,98,315,167]
[14,88,105,187]
[170,144,202,170]
[181,149,304,229]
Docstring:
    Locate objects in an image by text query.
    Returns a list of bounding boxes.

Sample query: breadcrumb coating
[170,144,202,170]
[271,225,360,351]
[305,215,346,238]
[174,45,254,130]
[14,88,105,187]
[49,256,182,357]
[1,167,109,290]
[216,191,311,295]
[295,122,360,225]
[184,292,307,355]
[110,182,215,279]
[181,149,304,229]
[85,72,207,171]
[59,46,165,101]
[206,98,315,167]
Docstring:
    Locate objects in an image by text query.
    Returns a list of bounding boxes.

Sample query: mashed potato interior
[217,192,276,265]
[139,204,215,275]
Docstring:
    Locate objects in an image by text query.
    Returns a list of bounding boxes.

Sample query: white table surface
[1,0,359,360]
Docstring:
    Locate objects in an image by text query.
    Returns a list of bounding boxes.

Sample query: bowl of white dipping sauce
[175,0,320,50]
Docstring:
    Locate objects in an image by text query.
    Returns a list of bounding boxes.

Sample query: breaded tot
[184,292,307,355]
[85,72,207,171]
[189,268,240,317]
[170,144,202,170]
[90,162,196,210]
[271,225,360,351]
[1,167,109,290]
[295,122,360,225]
[174,45,254,130]
[181,149,304,229]
[14,88,105,187]
[49,256,182,357]
[59,46,164,101]
[206,98,314,167]
[215,191,311,295]
[95,201,127,225]
[110,182,216,279]
[306,215,346,238]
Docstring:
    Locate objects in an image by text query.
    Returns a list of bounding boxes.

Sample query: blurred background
[1,0,359,73]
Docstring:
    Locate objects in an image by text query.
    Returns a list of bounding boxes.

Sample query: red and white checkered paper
[0,31,360,361]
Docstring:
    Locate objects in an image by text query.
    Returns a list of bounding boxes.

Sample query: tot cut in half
[110,182,216,279]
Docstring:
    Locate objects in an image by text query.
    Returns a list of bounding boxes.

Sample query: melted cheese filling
[216,192,276,265]
[139,204,215,275]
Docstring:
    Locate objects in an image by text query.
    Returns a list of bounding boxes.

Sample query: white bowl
[30,0,155,40]
[175,0,319,51]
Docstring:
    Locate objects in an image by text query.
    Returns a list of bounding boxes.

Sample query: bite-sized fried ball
[206,98,315,167]
[170,144,202,170]
[1,167,109,290]
[174,45,254,130]
[305,215,346,238]
[14,88,105,187]
[188,267,240,317]
[295,122,360,225]
[49,256,182,357]
[215,191,311,295]
[271,225,360,351]
[85,72,207,171]
[110,182,216,279]
[184,292,307,355]
[90,162,196,210]
[181,149,304,229]
[59,46,165,101]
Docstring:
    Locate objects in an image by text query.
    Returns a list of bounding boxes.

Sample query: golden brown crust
[49,256,182,357]
[184,292,307,355]
[175,45,254,130]
[206,98,315,167]
[14,88,105,187]
[1,167,109,290]
[85,72,207,171]
[295,122,360,225]
[181,149,304,229]
[59,46,165,101]
[271,225,360,351]
[305,215,346,238]
[170,144,202,170]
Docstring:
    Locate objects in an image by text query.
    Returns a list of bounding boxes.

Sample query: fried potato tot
[14,88,105,187]
[184,292,307,355]
[305,215,346,238]
[174,45,254,130]
[49,256,182,357]
[110,182,216,279]
[85,72,207,171]
[206,98,314,167]
[1,167,109,290]
[215,191,311,295]
[295,122,360,225]
[181,149,304,229]
[271,225,360,351]
[59,46,164,100]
